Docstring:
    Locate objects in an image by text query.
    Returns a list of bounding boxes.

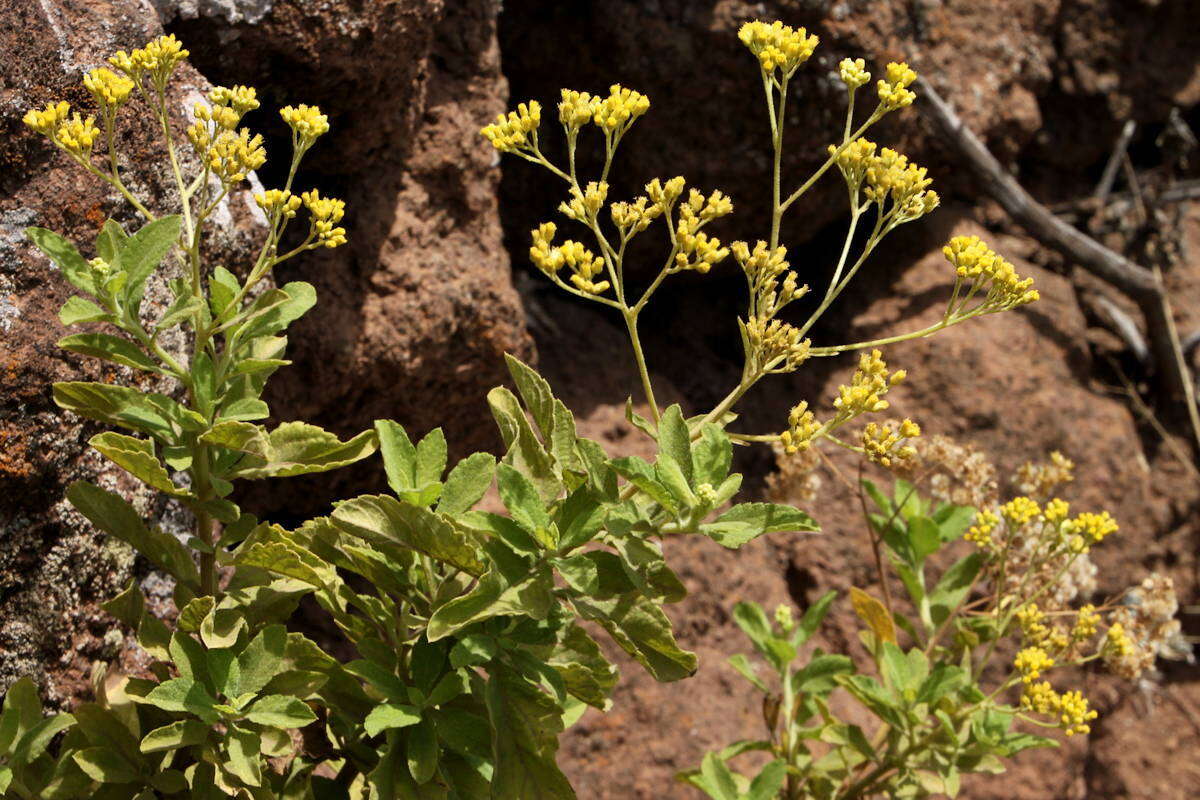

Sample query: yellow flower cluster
[830,140,939,221]
[673,190,733,273]
[610,196,662,234]
[109,34,189,89]
[1017,603,1049,644]
[832,349,905,417]
[84,67,135,110]
[1043,498,1070,525]
[646,176,687,210]
[56,114,101,157]
[213,85,260,115]
[255,189,302,219]
[877,61,917,110]
[737,20,819,76]
[1065,511,1118,553]
[481,101,541,153]
[205,128,266,184]
[861,419,920,468]
[22,100,70,136]
[1014,646,1055,683]
[839,58,871,90]
[1021,683,1096,736]
[529,222,610,295]
[942,235,1039,311]
[1073,604,1100,640]
[281,104,330,147]
[593,85,650,134]
[745,316,812,373]
[780,401,821,454]
[964,509,998,548]
[558,89,598,131]
[831,138,877,188]
[1000,496,1040,528]
[1014,451,1075,498]
[22,102,102,159]
[559,181,609,223]
[302,190,347,248]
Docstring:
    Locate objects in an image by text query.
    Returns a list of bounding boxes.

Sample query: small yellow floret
[558,89,599,131]
[593,84,650,133]
[22,101,71,136]
[280,104,330,145]
[942,235,1039,311]
[301,189,347,248]
[1014,646,1055,683]
[780,401,821,455]
[1057,689,1097,736]
[877,61,917,110]
[861,419,920,468]
[110,34,189,88]
[1073,604,1100,640]
[839,58,870,89]
[964,509,998,549]
[738,20,819,76]
[833,349,904,417]
[481,101,541,153]
[1066,511,1118,548]
[1044,498,1070,525]
[56,113,102,157]
[83,68,135,110]
[211,85,260,115]
[1000,496,1040,528]
[206,128,266,183]
[255,189,302,219]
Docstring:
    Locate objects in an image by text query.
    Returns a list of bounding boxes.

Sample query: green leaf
[142,678,219,725]
[930,553,985,626]
[67,481,200,588]
[332,494,485,576]
[96,219,127,264]
[426,567,553,641]
[609,456,677,513]
[727,654,767,692]
[792,653,854,695]
[795,590,837,647]
[405,718,439,784]
[656,405,694,486]
[140,720,210,753]
[691,424,732,487]
[654,453,695,508]
[54,381,206,439]
[89,432,189,496]
[208,266,240,321]
[236,540,338,589]
[700,502,819,548]
[437,452,495,516]
[485,668,576,800]
[732,602,793,671]
[908,516,941,564]
[236,625,287,698]
[224,723,262,787]
[236,280,316,339]
[698,752,739,800]
[27,226,96,295]
[242,695,316,729]
[747,760,787,800]
[497,463,553,547]
[375,419,418,495]
[121,216,183,305]
[9,713,74,765]
[488,386,560,502]
[933,503,977,543]
[71,747,140,784]
[156,292,203,333]
[201,420,378,479]
[575,592,697,682]
[415,428,447,487]
[59,296,112,326]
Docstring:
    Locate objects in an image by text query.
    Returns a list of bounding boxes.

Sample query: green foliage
[682,481,1065,800]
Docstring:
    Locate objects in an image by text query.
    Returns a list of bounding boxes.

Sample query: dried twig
[1094,120,1136,210]
[1051,180,1200,219]
[916,76,1200,460]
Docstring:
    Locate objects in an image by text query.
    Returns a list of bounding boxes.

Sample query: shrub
[2,17,1104,800]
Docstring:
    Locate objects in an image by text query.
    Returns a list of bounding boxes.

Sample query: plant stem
[623,310,659,424]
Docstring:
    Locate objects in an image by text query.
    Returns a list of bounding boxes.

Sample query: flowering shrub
[687,451,1188,799]
[2,17,1127,800]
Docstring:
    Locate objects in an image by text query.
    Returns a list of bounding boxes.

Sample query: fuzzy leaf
[27,226,96,295]
[236,625,287,698]
[497,463,553,547]
[121,216,183,305]
[242,695,316,729]
[436,452,496,516]
[89,432,189,496]
[426,567,553,641]
[201,420,377,479]
[54,381,206,440]
[485,668,576,799]
[656,405,694,486]
[67,481,199,589]
[332,494,485,576]
[364,703,421,737]
[71,747,140,784]
[142,679,219,724]
[59,296,113,326]
[700,502,819,548]
[575,593,697,682]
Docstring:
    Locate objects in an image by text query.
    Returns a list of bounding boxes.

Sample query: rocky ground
[2,0,1199,797]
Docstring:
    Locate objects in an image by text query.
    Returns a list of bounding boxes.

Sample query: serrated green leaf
[700,502,819,548]
[236,625,287,698]
[201,420,377,479]
[436,452,495,516]
[747,760,787,800]
[364,703,421,737]
[236,280,316,339]
[609,456,677,512]
[485,668,576,799]
[657,404,693,486]
[691,424,732,487]
[332,494,485,576]
[96,219,127,264]
[224,723,261,787]
[487,386,561,502]
[698,752,738,800]
[59,295,112,326]
[89,432,189,496]
[71,747,140,784]
[497,463,553,547]
[426,566,553,641]
[242,695,316,729]
[575,592,697,682]
[142,679,219,725]
[67,482,199,588]
[795,589,837,647]
[793,653,854,695]
[27,226,96,295]
[59,332,161,373]
[9,713,74,766]
[53,381,206,440]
